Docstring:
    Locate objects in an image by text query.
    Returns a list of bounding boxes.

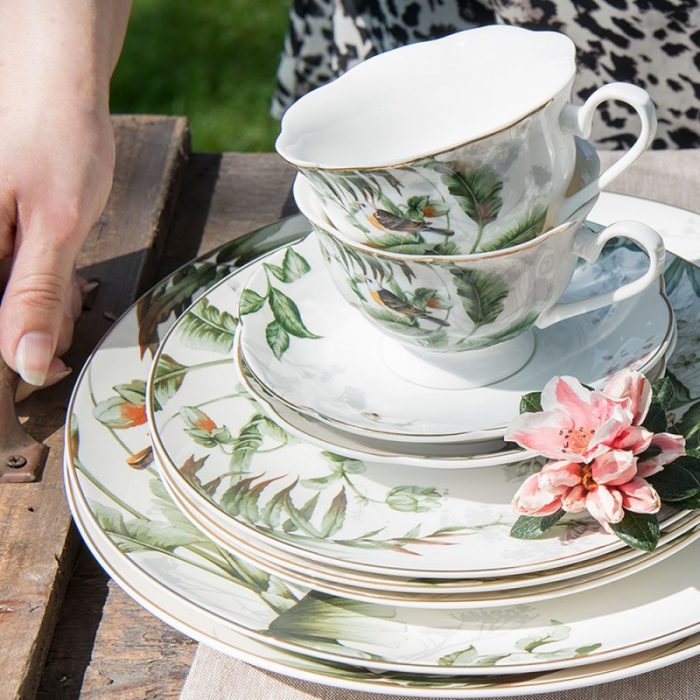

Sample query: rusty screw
[6,455,27,469]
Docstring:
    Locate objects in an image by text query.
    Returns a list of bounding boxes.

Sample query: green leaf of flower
[282,247,311,282]
[179,298,238,353]
[520,392,543,414]
[678,401,700,447]
[510,510,565,539]
[450,267,508,330]
[642,399,668,434]
[239,288,266,315]
[652,371,693,410]
[478,206,547,253]
[646,455,700,502]
[608,511,659,551]
[268,286,321,339]
[266,320,290,360]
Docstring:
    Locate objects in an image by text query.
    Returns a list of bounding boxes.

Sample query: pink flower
[509,369,686,531]
[505,375,636,463]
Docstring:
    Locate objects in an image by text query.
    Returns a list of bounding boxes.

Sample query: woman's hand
[0,1,131,390]
[0,106,115,388]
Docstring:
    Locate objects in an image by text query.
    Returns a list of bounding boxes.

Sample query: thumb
[0,226,76,386]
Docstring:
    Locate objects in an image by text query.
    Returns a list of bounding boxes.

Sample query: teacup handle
[559,83,657,220]
[535,220,665,329]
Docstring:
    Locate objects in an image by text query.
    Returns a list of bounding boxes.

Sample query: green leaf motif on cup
[450,267,509,330]
[479,206,548,253]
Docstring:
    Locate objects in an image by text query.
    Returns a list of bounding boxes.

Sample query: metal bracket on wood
[0,358,48,483]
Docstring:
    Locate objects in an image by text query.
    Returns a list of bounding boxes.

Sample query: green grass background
[111,0,291,152]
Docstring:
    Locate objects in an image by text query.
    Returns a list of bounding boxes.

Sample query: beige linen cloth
[181,150,700,700]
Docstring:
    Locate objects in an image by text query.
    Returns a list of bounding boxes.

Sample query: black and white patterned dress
[272,1,700,149]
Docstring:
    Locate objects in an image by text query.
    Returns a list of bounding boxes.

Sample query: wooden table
[2,117,698,700]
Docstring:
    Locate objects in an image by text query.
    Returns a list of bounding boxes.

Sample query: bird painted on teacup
[365,278,449,326]
[354,201,455,237]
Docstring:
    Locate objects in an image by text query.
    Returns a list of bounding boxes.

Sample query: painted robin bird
[355,202,454,237]
[365,279,449,326]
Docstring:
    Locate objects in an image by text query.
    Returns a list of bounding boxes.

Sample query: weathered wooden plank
[38,548,195,700]
[157,152,297,277]
[0,115,190,700]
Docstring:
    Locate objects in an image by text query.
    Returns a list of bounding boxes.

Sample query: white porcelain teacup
[277,25,656,256]
[295,174,665,386]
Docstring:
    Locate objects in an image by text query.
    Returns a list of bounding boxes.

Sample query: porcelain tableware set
[63,25,700,696]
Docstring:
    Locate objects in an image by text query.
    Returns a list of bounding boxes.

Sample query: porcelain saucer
[238,233,674,444]
[235,328,671,468]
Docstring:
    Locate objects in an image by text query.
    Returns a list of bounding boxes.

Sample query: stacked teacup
[277,25,664,389]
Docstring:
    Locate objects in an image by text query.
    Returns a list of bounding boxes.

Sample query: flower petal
[637,432,686,478]
[511,473,563,517]
[591,450,637,486]
[604,369,652,424]
[541,376,595,431]
[586,485,624,526]
[611,426,653,455]
[617,477,661,514]
[588,403,635,456]
[505,410,586,462]
[561,484,587,513]
[539,461,582,493]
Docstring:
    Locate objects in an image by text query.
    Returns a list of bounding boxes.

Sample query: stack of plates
[65,193,700,696]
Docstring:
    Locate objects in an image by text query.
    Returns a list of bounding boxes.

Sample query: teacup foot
[381,330,536,390]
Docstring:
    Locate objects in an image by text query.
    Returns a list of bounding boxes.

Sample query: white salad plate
[237,233,673,444]
[65,473,700,697]
[154,450,696,595]
[156,463,700,607]
[64,197,700,691]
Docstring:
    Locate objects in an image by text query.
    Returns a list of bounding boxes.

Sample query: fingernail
[47,366,72,385]
[81,279,100,295]
[15,332,54,386]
